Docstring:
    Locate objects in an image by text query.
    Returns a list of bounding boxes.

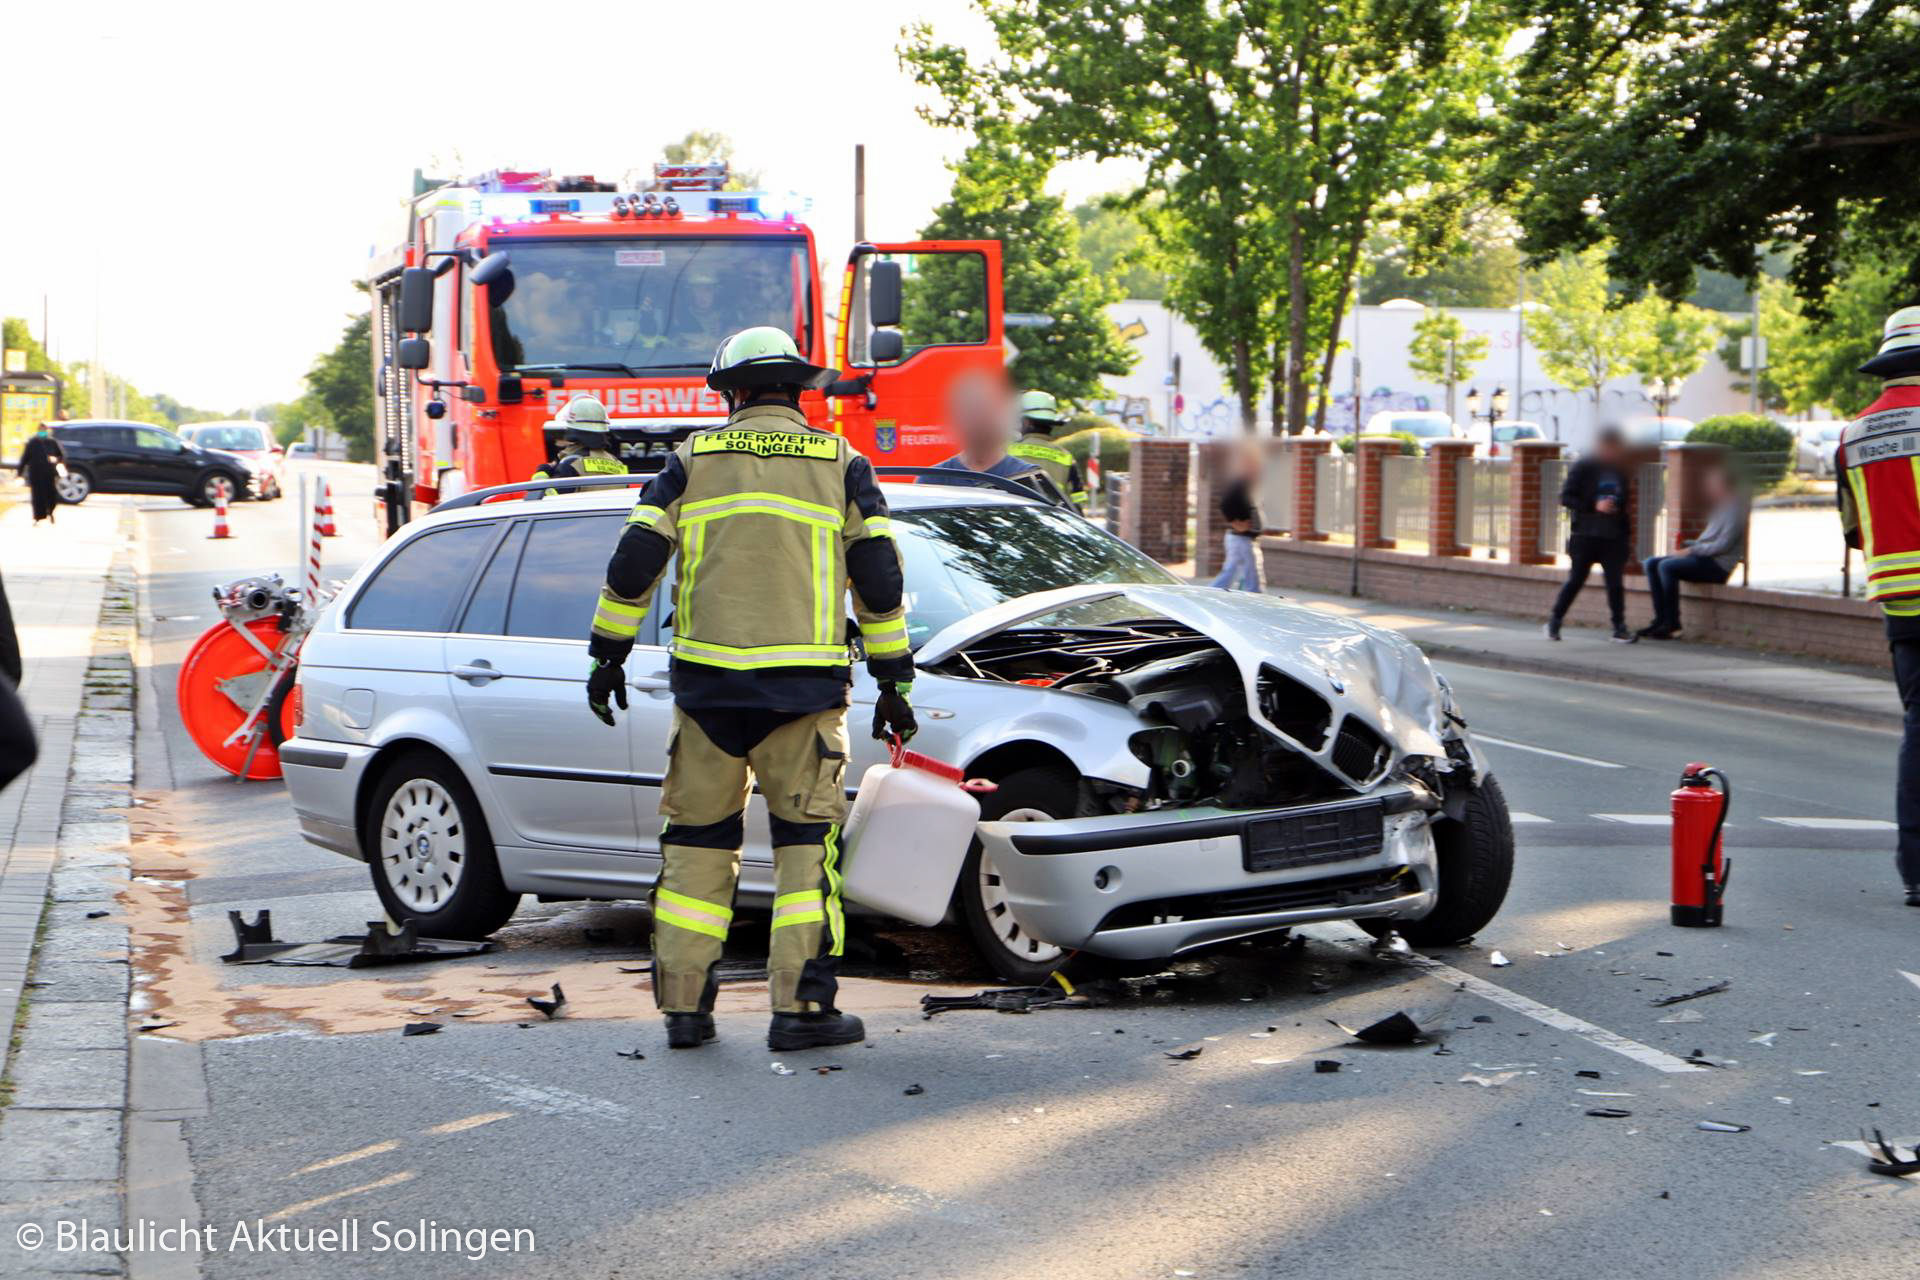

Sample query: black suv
[50,421,253,506]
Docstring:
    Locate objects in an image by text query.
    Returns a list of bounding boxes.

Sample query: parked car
[1364,410,1462,453]
[1794,421,1849,478]
[279,481,1514,982]
[49,420,253,506]
[286,441,318,459]
[1465,419,1544,458]
[1621,415,1696,445]
[181,420,283,499]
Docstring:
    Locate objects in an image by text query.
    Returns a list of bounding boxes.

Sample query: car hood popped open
[916,584,1456,789]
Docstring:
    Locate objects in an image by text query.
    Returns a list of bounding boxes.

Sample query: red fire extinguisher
[1671,762,1730,927]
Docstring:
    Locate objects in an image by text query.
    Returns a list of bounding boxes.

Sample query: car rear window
[348,523,497,632]
[506,515,625,640]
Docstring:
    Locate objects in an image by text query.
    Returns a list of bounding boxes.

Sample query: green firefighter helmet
[1019,389,1065,430]
[707,326,838,394]
[560,395,613,448]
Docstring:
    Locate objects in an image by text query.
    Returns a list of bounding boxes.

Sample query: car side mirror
[868,260,903,329]
[396,337,430,370]
[399,267,436,333]
[869,329,904,364]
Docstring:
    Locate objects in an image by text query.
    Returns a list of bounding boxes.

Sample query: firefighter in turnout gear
[586,327,918,1050]
[1009,390,1089,510]
[1838,304,1920,905]
[532,395,627,493]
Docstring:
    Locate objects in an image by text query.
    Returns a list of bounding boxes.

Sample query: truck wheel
[363,751,519,940]
[1377,774,1515,948]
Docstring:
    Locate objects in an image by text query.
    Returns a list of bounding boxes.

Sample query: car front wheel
[188,470,239,507]
[957,764,1084,984]
[55,467,92,504]
[363,751,520,940]
[1373,774,1515,947]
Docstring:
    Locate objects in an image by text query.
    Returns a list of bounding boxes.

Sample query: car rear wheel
[363,751,520,940]
[1368,774,1515,947]
[55,467,92,504]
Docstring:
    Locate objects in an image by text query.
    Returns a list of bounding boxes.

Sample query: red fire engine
[367,164,1004,531]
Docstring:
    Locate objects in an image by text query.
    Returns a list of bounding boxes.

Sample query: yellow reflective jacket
[1009,431,1088,507]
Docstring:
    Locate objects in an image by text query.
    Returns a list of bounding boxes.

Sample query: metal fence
[1381,454,1429,548]
[1455,457,1510,557]
[1314,451,1356,540]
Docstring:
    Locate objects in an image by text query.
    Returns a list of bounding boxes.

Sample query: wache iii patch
[692,429,839,460]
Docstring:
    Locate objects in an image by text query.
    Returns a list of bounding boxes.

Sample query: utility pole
[1445,339,1457,424]
[1514,272,1526,423]
[1748,285,1762,416]
[850,144,867,363]
[1351,304,1364,435]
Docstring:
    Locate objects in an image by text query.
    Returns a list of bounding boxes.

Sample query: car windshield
[486,237,811,376]
[189,425,268,451]
[891,502,1179,645]
[1389,416,1452,437]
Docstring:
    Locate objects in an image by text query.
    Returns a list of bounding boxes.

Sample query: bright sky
[0,0,1138,411]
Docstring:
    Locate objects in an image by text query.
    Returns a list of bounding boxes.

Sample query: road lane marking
[1310,923,1709,1075]
[1592,813,1671,825]
[264,1171,415,1222]
[1509,812,1554,824]
[426,1111,515,1136]
[292,1141,399,1176]
[1475,735,1624,768]
[1763,817,1896,831]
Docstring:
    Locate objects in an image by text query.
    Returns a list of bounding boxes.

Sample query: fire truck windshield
[485,237,811,375]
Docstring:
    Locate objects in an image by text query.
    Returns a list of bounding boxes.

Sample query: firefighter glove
[587,658,627,727]
[873,680,917,743]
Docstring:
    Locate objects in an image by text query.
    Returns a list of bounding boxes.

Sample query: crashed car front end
[918,584,1496,958]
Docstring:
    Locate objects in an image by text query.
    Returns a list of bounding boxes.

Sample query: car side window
[506,514,625,641]
[457,522,527,635]
[134,427,183,453]
[348,523,497,633]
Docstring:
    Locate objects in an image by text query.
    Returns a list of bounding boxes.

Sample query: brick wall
[1123,439,1192,564]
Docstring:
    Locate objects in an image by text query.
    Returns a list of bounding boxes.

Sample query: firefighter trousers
[651,704,850,1014]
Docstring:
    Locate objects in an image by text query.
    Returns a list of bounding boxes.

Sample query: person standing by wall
[17,424,65,525]
[1639,465,1747,639]
[1837,304,1920,906]
[1545,425,1636,643]
[0,567,33,794]
[1208,441,1264,592]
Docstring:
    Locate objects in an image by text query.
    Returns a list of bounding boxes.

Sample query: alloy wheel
[975,806,1064,967]
[378,778,467,911]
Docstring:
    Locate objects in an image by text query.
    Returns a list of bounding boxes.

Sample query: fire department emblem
[874,422,898,453]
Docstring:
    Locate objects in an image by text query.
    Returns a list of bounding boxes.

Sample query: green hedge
[1688,414,1795,490]
[1057,422,1140,474]
[1335,431,1420,456]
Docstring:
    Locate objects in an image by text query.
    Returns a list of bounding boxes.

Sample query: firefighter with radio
[530,395,627,493]
[1837,304,1920,906]
[585,326,918,1050]
[1009,390,1089,510]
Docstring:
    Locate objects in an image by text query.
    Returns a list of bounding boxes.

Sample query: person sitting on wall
[1639,464,1748,640]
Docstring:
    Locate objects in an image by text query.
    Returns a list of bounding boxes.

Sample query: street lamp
[1648,376,1679,417]
[1464,385,1508,432]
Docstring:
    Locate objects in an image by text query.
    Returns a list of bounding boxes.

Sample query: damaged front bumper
[974,784,1441,959]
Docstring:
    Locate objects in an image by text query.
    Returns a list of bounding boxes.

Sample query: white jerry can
[839,752,984,927]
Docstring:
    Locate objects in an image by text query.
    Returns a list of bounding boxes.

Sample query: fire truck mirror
[868,260,903,329]
[470,252,512,287]
[870,329,905,364]
[396,338,431,371]
[399,267,437,333]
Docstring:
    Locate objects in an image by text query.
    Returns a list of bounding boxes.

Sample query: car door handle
[628,671,671,692]
[453,661,500,685]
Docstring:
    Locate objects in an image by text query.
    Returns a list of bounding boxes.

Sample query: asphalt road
[129,473,1918,1280]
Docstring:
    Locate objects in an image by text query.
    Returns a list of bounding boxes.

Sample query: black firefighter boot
[665,1013,717,1049]
[767,1009,866,1051]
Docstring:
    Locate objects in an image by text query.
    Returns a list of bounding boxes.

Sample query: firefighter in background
[1009,390,1089,510]
[1837,304,1920,906]
[585,327,918,1050]
[530,396,626,493]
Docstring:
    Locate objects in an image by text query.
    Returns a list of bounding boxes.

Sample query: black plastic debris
[1314,1060,1343,1073]
[616,1049,646,1061]
[1472,1014,1494,1024]
[1685,1048,1728,1069]
[1865,1130,1920,1177]
[221,911,493,968]
[1576,1070,1603,1079]
[1330,1012,1426,1045]
[617,966,648,974]
[402,1022,441,1037]
[903,1084,925,1096]
[1651,980,1730,1007]
[527,984,566,1020]
[1586,1108,1633,1119]
[920,983,1085,1017]
[1655,950,1674,957]
[1165,1047,1204,1061]
[86,910,109,919]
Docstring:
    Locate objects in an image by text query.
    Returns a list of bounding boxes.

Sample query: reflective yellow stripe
[822,827,845,957]
[864,516,894,539]
[675,638,847,658]
[1011,441,1072,467]
[812,526,828,645]
[627,503,665,526]
[770,909,825,929]
[865,617,909,656]
[771,890,825,930]
[774,890,822,909]
[596,596,647,619]
[1867,549,1920,570]
[680,523,703,637]
[593,612,641,637]
[672,638,848,669]
[1852,466,1875,554]
[657,887,733,921]
[654,887,732,939]
[655,905,728,939]
[680,492,843,528]
[1884,599,1920,616]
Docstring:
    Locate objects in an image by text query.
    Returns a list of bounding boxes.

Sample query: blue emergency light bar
[529,198,581,214]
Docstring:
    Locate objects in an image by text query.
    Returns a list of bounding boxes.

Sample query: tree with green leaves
[1407,308,1489,419]
[1071,196,1165,301]
[1626,300,1719,409]
[305,313,375,462]
[906,137,1135,403]
[1757,256,1906,417]
[1492,0,1920,314]
[1362,214,1525,308]
[1528,249,1640,409]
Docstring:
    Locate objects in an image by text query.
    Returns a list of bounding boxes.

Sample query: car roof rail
[871,466,1066,507]
[431,473,653,512]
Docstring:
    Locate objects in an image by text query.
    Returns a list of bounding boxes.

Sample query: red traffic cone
[208,492,232,540]
[316,478,338,537]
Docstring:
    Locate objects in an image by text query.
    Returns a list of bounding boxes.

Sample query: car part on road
[1331,1010,1427,1045]
[1865,1130,1920,1176]
[1586,1108,1633,1118]
[919,975,1087,1017]
[527,983,566,1019]
[1650,980,1731,1007]
[1314,1060,1343,1073]
[1165,1046,1204,1060]
[1696,1121,1750,1133]
[1671,763,1731,927]
[219,909,495,967]
[403,1022,442,1036]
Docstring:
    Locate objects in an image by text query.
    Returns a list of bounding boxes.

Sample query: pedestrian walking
[0,568,33,794]
[1639,465,1747,639]
[1837,304,1920,905]
[585,327,916,1050]
[1545,425,1636,643]
[17,424,65,524]
[1209,442,1264,592]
